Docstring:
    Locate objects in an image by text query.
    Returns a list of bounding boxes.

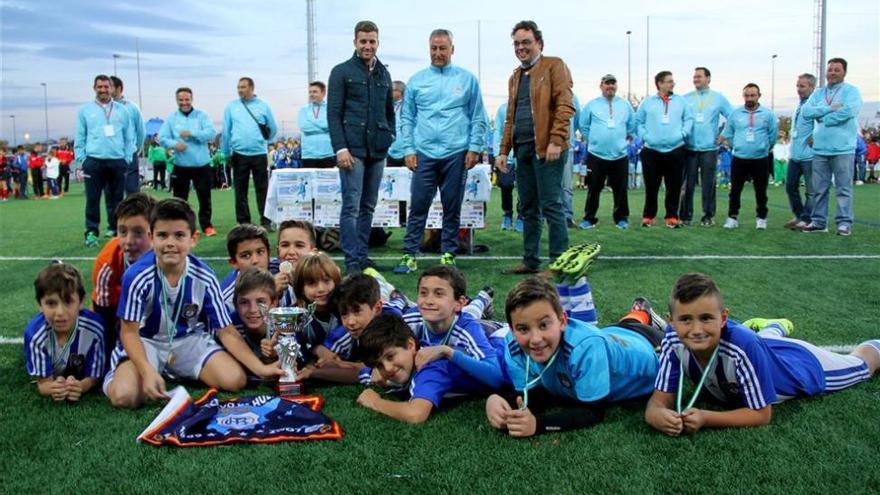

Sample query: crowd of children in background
[0,139,75,201]
[22,191,880,439]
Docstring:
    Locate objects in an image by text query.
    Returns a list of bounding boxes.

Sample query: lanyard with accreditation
[97,100,116,137]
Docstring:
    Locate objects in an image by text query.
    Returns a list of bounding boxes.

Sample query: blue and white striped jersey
[403,310,492,361]
[24,309,106,379]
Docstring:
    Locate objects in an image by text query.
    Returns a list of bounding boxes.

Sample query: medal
[168,352,176,366]
[279,260,293,274]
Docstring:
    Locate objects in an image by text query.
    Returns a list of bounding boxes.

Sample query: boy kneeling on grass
[26,263,106,401]
[104,198,284,409]
[646,272,880,436]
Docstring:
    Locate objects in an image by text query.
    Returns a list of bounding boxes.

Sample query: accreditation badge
[182,304,199,320]
[661,114,670,125]
[695,112,705,123]
[103,124,116,137]
[745,129,756,143]
[606,119,616,129]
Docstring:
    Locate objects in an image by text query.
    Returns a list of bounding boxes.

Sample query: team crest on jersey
[721,381,740,398]
[182,304,199,320]
[557,373,573,389]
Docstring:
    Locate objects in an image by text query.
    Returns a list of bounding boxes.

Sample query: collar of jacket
[429,63,455,74]
[350,51,380,71]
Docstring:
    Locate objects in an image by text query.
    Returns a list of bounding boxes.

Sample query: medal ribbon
[520,349,560,410]
[159,259,190,347]
[48,317,80,372]
[676,346,719,413]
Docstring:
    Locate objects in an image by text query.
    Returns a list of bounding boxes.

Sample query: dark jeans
[498,161,517,216]
[124,153,140,195]
[152,161,166,189]
[515,141,568,269]
[583,153,629,224]
[47,178,59,196]
[729,156,770,219]
[681,149,719,221]
[641,146,685,220]
[83,157,126,235]
[171,165,214,230]
[16,168,28,197]
[232,152,270,227]
[31,168,44,197]
[402,151,467,256]
[786,158,814,223]
[59,164,70,192]
[302,157,336,168]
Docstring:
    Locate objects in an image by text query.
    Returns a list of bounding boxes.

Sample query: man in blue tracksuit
[297,81,335,168]
[159,87,218,235]
[683,67,732,226]
[328,20,396,274]
[785,73,817,230]
[635,71,693,228]
[75,74,133,247]
[719,83,779,230]
[579,74,635,230]
[393,28,487,274]
[801,58,863,236]
[110,76,144,197]
[222,76,278,229]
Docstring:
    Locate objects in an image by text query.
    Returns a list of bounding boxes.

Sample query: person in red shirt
[0,147,9,201]
[57,138,74,192]
[866,135,880,183]
[28,146,46,198]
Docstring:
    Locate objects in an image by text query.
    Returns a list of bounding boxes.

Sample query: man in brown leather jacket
[496,20,575,275]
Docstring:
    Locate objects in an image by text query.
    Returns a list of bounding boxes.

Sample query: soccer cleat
[836,225,852,237]
[723,217,739,229]
[501,215,513,230]
[742,318,794,337]
[440,252,456,266]
[364,267,396,302]
[104,229,116,238]
[204,226,217,237]
[665,218,681,229]
[559,242,601,281]
[756,218,768,230]
[548,242,592,272]
[392,254,418,274]
[784,217,800,230]
[641,217,654,228]
[700,216,715,227]
[515,218,524,232]
[84,232,99,247]
[801,223,828,233]
[478,286,495,320]
[578,219,596,230]
[616,220,629,230]
[631,296,668,332]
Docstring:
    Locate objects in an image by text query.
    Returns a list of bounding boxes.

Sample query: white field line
[1,255,879,262]
[0,336,861,353]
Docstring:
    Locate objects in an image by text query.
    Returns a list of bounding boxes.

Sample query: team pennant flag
[138,386,342,447]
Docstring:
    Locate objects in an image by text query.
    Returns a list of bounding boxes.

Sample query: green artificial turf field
[1,180,878,494]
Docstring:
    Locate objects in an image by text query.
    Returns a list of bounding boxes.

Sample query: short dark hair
[150,198,196,233]
[176,87,193,96]
[743,82,761,94]
[335,274,380,315]
[359,313,414,367]
[654,71,672,89]
[418,265,466,300]
[511,20,543,46]
[110,76,123,90]
[239,77,255,88]
[668,272,724,314]
[34,263,85,304]
[694,67,711,78]
[234,266,276,303]
[504,276,563,324]
[827,57,848,73]
[93,74,111,87]
[226,224,270,259]
[354,20,379,37]
[115,192,156,226]
[277,219,317,248]
[309,81,326,93]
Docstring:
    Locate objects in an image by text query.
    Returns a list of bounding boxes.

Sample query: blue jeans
[855,156,866,182]
[515,142,568,269]
[403,151,467,256]
[340,155,385,270]
[562,149,574,221]
[786,158,814,223]
[124,153,140,195]
[810,153,853,228]
[83,157,126,235]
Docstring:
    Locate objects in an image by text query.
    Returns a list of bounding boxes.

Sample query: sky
[1,0,878,143]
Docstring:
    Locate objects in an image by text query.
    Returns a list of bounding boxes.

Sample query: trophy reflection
[268,305,315,395]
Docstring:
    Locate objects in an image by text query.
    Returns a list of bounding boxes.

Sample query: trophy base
[277,381,304,396]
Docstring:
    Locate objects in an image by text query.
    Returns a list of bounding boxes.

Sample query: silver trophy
[268,305,315,395]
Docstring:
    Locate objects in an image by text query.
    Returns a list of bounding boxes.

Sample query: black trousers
[152,161,166,189]
[728,156,770,219]
[583,153,629,224]
[59,164,70,192]
[641,146,685,219]
[31,167,44,197]
[171,165,214,229]
[231,152,270,227]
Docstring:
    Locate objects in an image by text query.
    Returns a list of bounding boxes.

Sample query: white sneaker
[723,217,739,229]
[855,180,864,186]
[756,218,767,230]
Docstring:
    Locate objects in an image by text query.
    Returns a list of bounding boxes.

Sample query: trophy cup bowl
[269,306,313,396]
